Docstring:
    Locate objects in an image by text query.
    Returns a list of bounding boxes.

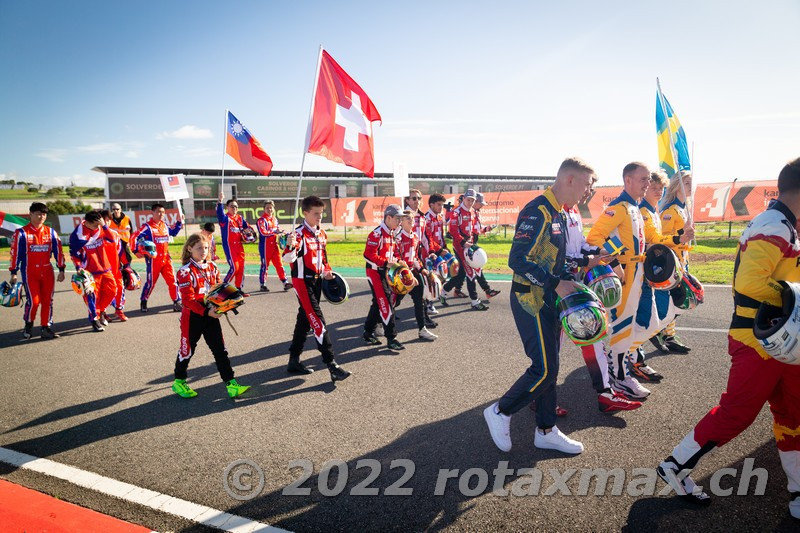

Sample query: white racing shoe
[610,375,651,400]
[534,426,584,454]
[427,302,439,315]
[483,402,511,452]
[418,327,438,341]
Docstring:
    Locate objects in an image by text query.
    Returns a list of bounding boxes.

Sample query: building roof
[92,166,554,182]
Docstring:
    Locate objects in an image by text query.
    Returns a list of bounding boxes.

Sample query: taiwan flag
[226,111,273,176]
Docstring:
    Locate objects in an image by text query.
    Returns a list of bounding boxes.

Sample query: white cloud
[157,125,213,140]
[76,141,144,154]
[35,149,69,162]
[124,151,139,158]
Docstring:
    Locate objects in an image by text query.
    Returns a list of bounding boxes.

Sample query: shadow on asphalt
[624,440,795,532]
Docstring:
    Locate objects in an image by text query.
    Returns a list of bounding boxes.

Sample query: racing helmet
[421,271,442,302]
[0,281,23,307]
[386,265,415,295]
[556,284,608,346]
[278,233,289,249]
[241,226,257,243]
[137,239,157,258]
[753,281,800,365]
[71,271,95,296]
[442,252,459,277]
[121,265,142,291]
[583,264,622,308]
[322,272,350,305]
[643,244,683,290]
[465,245,488,269]
[670,272,704,310]
[432,256,448,280]
[205,283,245,315]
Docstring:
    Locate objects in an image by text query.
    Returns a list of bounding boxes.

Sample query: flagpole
[294,45,324,227]
[221,108,228,200]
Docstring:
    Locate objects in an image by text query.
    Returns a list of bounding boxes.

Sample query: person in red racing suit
[8,202,66,340]
[130,202,183,313]
[216,193,251,292]
[282,196,351,382]
[442,189,487,311]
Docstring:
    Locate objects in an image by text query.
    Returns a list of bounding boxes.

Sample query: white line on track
[0,446,288,533]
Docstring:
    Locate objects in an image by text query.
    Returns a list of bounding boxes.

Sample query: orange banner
[329,181,778,227]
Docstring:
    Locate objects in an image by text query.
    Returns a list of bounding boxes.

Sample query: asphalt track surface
[0,275,797,532]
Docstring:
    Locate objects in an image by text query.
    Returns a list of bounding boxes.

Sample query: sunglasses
[409,197,421,200]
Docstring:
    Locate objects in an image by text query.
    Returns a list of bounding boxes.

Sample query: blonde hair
[558,157,595,177]
[660,171,692,211]
[181,233,208,265]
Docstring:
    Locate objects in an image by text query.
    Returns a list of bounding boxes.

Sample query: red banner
[329,181,778,227]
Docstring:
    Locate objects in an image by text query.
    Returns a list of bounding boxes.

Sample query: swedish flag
[603,235,628,256]
[656,87,691,178]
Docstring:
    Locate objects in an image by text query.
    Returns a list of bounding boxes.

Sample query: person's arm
[282,230,301,264]
[508,205,561,293]
[321,230,332,277]
[51,228,67,274]
[100,224,116,243]
[176,268,207,316]
[68,230,86,270]
[256,218,269,237]
[641,209,674,247]
[364,228,388,267]
[734,224,793,307]
[9,229,22,276]
[168,218,183,237]
[586,205,624,249]
[216,202,226,225]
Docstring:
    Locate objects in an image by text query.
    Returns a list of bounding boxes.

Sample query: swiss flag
[308,50,382,177]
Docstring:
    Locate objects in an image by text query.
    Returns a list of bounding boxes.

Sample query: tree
[27,186,39,193]
[45,199,93,215]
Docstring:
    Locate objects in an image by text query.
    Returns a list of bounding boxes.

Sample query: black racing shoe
[453,289,469,299]
[283,281,293,291]
[631,362,664,383]
[328,363,352,382]
[91,319,105,332]
[23,321,34,339]
[363,332,382,345]
[486,289,501,298]
[471,302,489,311]
[260,285,270,292]
[424,318,439,329]
[438,295,450,307]
[41,326,60,340]
[664,335,691,354]
[287,361,314,375]
[657,458,711,506]
[650,333,670,354]
[173,300,182,312]
[386,339,405,351]
[140,301,148,313]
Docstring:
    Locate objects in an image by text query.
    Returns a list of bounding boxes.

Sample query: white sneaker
[610,375,651,399]
[790,495,800,519]
[427,302,439,315]
[375,323,385,337]
[534,426,584,454]
[419,327,438,341]
[483,402,511,452]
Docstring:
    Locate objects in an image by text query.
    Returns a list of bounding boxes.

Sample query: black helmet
[643,244,682,290]
[322,272,350,305]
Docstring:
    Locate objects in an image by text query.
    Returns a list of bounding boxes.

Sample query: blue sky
[1,0,798,187]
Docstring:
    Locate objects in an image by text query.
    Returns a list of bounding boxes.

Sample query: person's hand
[613,265,624,280]
[396,260,408,268]
[680,226,695,243]
[555,279,582,299]
[56,271,65,283]
[411,277,419,287]
[207,309,221,319]
[10,273,17,285]
[323,270,334,280]
[421,268,429,276]
[218,192,224,203]
[180,213,186,223]
[586,253,614,269]
[287,233,297,248]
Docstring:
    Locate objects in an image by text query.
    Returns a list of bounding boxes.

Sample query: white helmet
[465,245,488,269]
[754,281,800,365]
